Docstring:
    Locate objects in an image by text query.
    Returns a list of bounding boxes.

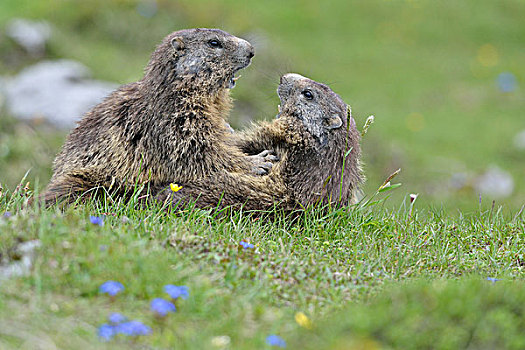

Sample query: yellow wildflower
[295,311,312,329]
[170,183,183,192]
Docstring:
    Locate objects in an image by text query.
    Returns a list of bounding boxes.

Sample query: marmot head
[144,28,254,93]
[277,73,356,149]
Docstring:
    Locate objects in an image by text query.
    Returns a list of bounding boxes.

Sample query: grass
[294,278,525,349]
[1,0,525,348]
[1,184,524,348]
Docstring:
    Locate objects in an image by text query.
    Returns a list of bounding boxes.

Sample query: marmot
[158,73,363,210]
[42,28,274,205]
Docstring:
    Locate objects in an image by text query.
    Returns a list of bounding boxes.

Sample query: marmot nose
[238,38,255,60]
[246,44,255,60]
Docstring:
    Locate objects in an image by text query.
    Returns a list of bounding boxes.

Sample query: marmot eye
[302,90,314,100]
[208,39,223,48]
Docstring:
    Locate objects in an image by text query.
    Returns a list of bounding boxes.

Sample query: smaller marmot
[159,73,363,210]
[42,28,273,206]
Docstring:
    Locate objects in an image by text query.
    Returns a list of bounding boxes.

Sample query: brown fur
[158,73,363,210]
[42,28,273,205]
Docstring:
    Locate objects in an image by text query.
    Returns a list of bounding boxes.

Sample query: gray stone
[514,130,525,150]
[0,240,41,280]
[474,166,514,199]
[449,172,468,190]
[5,18,51,56]
[1,60,117,128]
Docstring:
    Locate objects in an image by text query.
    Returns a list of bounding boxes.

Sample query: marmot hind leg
[41,172,113,207]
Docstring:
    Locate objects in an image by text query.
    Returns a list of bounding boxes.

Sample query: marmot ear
[325,114,343,129]
[170,37,185,51]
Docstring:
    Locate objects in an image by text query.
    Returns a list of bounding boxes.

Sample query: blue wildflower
[266,334,286,348]
[497,72,517,93]
[150,298,176,316]
[99,281,124,296]
[116,320,152,336]
[3,211,12,218]
[90,216,104,226]
[240,241,255,249]
[487,277,501,283]
[108,312,127,324]
[98,324,115,341]
[164,285,189,300]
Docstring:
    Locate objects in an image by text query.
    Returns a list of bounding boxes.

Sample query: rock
[0,240,41,280]
[5,18,51,56]
[449,172,468,190]
[1,60,117,128]
[474,166,514,199]
[514,130,525,151]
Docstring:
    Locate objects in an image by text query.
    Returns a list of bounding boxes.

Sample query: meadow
[1,0,524,348]
[2,185,525,348]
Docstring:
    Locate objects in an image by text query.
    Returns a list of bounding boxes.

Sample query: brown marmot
[157,73,363,210]
[42,28,275,205]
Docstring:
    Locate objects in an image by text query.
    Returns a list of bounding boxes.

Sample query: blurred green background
[0,0,523,213]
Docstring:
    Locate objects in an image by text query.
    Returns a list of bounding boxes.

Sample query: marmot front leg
[236,122,283,175]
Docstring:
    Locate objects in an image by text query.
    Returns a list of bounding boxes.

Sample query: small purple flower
[487,277,501,283]
[497,72,517,93]
[98,324,115,341]
[108,313,127,324]
[151,298,176,316]
[164,285,189,300]
[266,334,286,348]
[116,320,152,336]
[2,211,12,218]
[240,241,255,249]
[99,281,124,296]
[90,216,104,226]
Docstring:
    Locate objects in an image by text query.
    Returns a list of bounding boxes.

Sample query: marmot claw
[256,150,280,162]
[249,150,278,175]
